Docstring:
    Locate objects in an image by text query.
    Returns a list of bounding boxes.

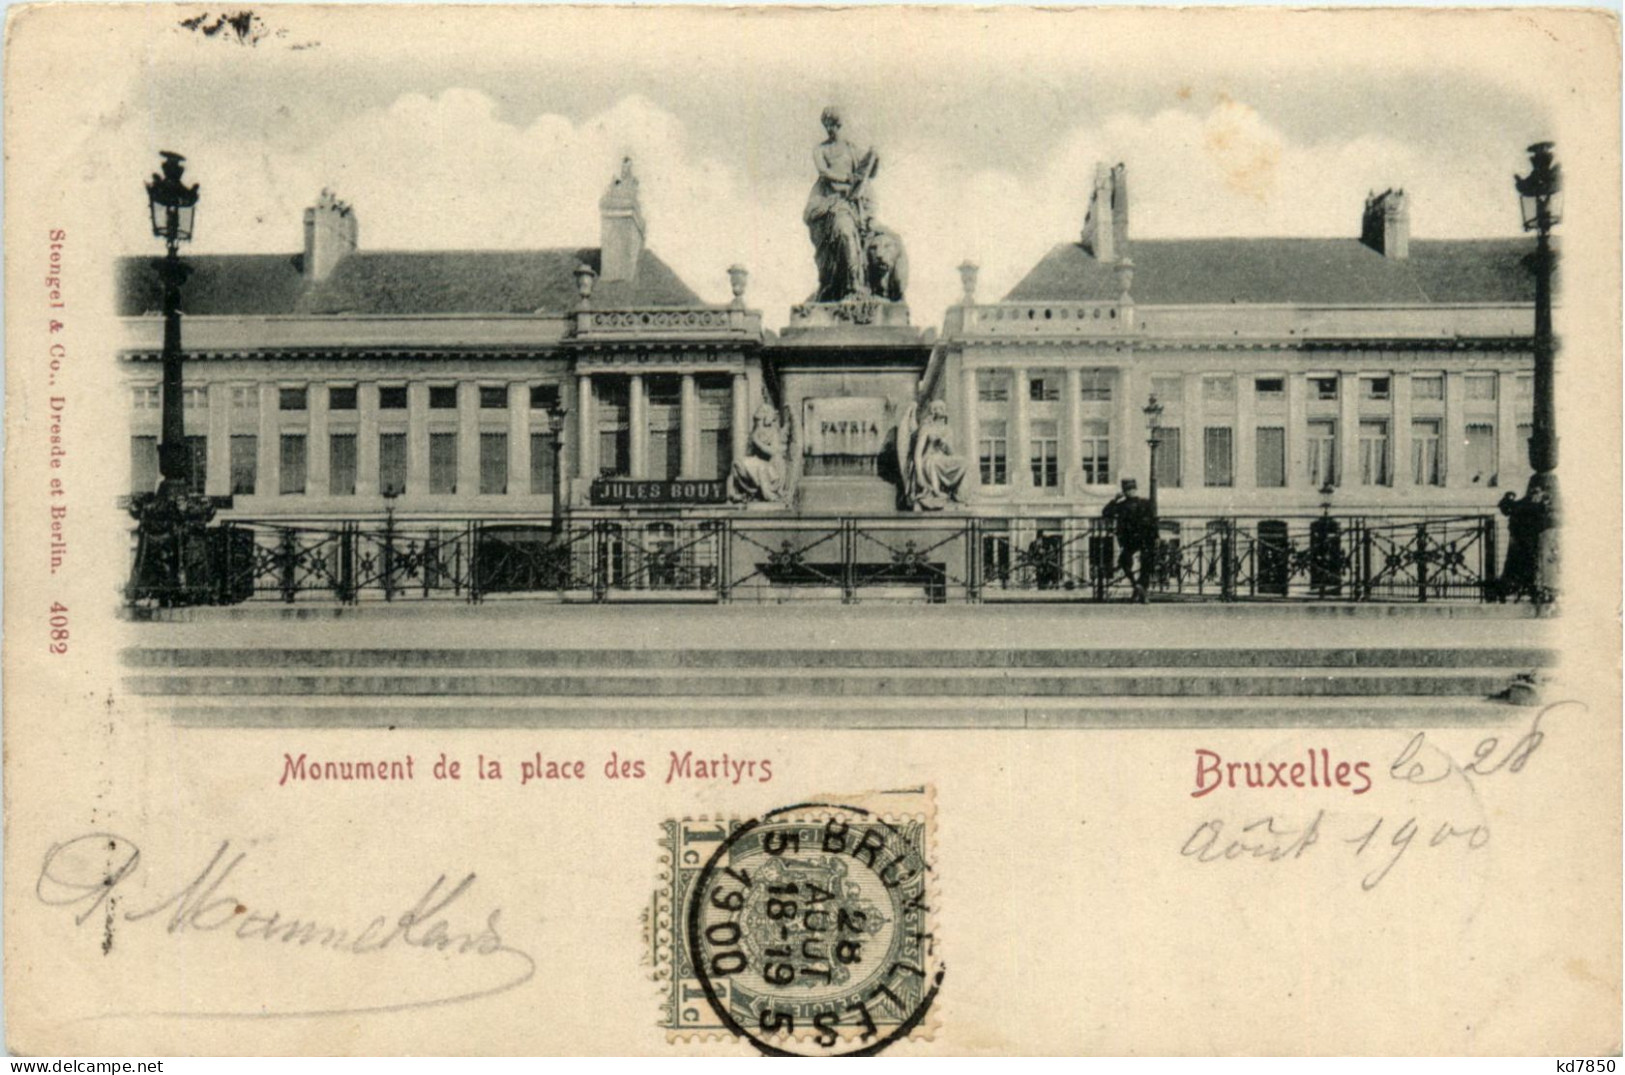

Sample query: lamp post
[1515,141,1561,602]
[129,151,205,605]
[548,401,569,535]
[1143,394,1164,517]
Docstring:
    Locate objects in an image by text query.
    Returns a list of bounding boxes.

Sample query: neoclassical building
[939,166,1536,520]
[119,154,1538,602]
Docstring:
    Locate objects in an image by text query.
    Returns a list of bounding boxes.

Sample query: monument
[791,106,912,329]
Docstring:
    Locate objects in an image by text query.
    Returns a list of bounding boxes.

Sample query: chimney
[598,157,646,285]
[1360,188,1409,259]
[302,188,357,281]
[1081,162,1129,262]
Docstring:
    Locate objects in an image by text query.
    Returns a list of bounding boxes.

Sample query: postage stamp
[653,790,941,1055]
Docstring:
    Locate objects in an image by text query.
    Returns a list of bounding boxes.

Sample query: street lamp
[1143,394,1164,517]
[147,151,200,494]
[129,151,209,606]
[1515,141,1560,601]
[548,401,569,535]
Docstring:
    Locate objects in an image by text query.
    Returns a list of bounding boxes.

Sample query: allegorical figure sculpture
[728,403,792,503]
[803,107,908,306]
[900,400,966,511]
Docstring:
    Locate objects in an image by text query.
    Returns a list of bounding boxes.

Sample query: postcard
[3,4,1619,1055]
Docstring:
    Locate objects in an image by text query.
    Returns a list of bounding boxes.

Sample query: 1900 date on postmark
[652,793,942,1055]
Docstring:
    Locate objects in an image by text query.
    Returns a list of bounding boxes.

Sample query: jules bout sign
[590,478,727,505]
[802,397,891,457]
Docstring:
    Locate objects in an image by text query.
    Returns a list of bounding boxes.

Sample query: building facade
[119,158,1538,602]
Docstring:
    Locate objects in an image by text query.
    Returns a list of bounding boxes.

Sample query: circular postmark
[685,802,943,1056]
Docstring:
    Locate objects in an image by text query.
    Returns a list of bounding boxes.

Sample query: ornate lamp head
[146,150,200,243]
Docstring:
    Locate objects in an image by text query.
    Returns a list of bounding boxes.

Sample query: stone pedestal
[785,299,911,334]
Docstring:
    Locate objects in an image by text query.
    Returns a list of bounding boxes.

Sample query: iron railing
[128,511,1500,607]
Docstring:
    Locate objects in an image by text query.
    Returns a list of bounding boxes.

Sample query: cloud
[112,89,1531,328]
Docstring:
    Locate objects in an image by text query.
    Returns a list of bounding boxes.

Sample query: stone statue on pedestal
[900,400,966,511]
[803,106,908,307]
[728,403,793,504]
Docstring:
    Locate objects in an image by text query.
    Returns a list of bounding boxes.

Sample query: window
[1080,420,1111,485]
[1464,423,1497,486]
[231,385,257,412]
[648,375,681,480]
[530,432,558,495]
[1358,420,1390,486]
[133,385,160,410]
[1028,374,1061,403]
[130,436,158,494]
[279,434,306,494]
[379,385,408,410]
[230,435,257,495]
[1412,375,1444,402]
[279,386,307,411]
[1154,427,1181,489]
[1029,420,1059,489]
[1151,376,1183,406]
[596,378,630,477]
[979,420,1008,486]
[378,433,407,496]
[479,432,508,494]
[183,386,209,411]
[1360,377,1391,402]
[1411,419,1442,486]
[184,436,207,497]
[695,376,732,481]
[430,433,458,494]
[976,370,1009,403]
[1202,376,1235,405]
[982,533,1012,587]
[479,386,508,410]
[1465,375,1497,402]
[1516,423,1534,466]
[1203,427,1234,487]
[1254,377,1285,402]
[329,434,357,496]
[329,385,358,411]
[430,385,459,410]
[1307,419,1338,487]
[1256,427,1286,488]
[1515,375,1533,402]
[1310,376,1339,402]
[1079,369,1113,402]
[530,384,561,411]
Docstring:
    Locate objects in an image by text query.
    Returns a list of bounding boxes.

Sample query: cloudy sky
[107,7,1565,326]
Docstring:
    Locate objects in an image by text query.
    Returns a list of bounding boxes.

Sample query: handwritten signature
[35,834,536,1018]
[1179,702,1573,891]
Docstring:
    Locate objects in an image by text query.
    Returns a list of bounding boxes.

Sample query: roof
[1003,238,1539,306]
[115,247,702,317]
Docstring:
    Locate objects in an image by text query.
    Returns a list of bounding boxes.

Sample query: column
[1235,370,1255,491]
[1339,371,1360,490]
[628,373,648,479]
[1286,372,1307,490]
[1115,366,1137,486]
[1443,371,1467,490]
[1011,368,1031,491]
[457,382,480,496]
[407,381,429,496]
[1063,367,1083,493]
[576,374,596,480]
[1183,372,1203,491]
[356,382,379,497]
[308,382,331,498]
[679,374,699,478]
[961,363,980,493]
[1391,372,1412,490]
[731,373,750,467]
[205,382,230,496]
[509,382,529,498]
[257,383,281,498]
[1495,369,1519,488]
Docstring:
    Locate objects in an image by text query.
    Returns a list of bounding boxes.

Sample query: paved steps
[122,642,1552,728]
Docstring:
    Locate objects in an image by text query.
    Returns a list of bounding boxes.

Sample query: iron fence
[128,511,1499,608]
